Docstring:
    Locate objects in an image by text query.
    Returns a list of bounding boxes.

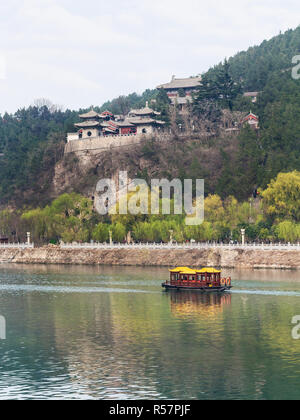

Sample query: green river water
[0,264,300,400]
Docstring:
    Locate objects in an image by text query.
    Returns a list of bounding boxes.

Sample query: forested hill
[208,26,300,91]
[0,107,77,202]
[1,26,300,207]
[0,89,159,206]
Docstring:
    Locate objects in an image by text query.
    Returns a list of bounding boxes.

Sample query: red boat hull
[162,283,232,292]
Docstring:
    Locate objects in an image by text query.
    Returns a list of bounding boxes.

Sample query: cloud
[0,52,7,80]
[14,0,141,48]
[10,48,103,91]
[0,0,299,113]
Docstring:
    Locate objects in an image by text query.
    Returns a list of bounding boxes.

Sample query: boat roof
[169,267,196,273]
[170,267,221,274]
[197,268,222,274]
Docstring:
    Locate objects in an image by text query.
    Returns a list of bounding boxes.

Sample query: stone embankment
[65,134,145,155]
[0,245,299,269]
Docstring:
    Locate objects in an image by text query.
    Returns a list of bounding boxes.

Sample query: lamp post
[241,229,246,246]
[249,198,253,223]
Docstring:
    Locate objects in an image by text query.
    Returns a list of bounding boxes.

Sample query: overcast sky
[0,0,299,114]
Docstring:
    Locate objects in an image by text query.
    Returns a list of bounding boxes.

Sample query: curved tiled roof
[129,101,160,117]
[127,117,165,125]
[243,92,259,97]
[74,120,101,128]
[79,110,101,119]
[115,120,135,127]
[157,76,202,90]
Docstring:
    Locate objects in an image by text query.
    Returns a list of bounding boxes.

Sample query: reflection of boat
[169,290,232,319]
[162,267,232,292]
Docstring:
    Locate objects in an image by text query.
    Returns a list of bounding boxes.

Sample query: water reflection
[1,265,300,400]
[0,315,5,340]
[168,291,232,319]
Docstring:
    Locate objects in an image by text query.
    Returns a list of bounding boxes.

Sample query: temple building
[157,75,201,114]
[242,112,259,130]
[126,102,165,134]
[67,103,165,142]
[128,102,161,118]
[243,92,260,103]
[157,75,202,102]
[71,110,115,139]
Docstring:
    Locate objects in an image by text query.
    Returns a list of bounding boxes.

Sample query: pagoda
[74,110,102,139]
[127,102,165,134]
[67,102,165,142]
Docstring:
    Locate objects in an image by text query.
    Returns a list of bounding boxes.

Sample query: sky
[0,0,299,114]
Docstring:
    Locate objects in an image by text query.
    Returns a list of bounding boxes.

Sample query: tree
[21,193,94,244]
[112,222,126,242]
[154,89,171,123]
[215,59,242,110]
[21,208,49,243]
[92,223,110,243]
[275,221,300,242]
[204,195,225,223]
[184,221,215,242]
[133,222,153,242]
[193,60,241,112]
[224,196,240,230]
[33,98,63,113]
[262,171,300,223]
[192,97,222,133]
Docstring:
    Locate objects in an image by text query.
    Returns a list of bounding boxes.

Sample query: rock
[0,247,299,269]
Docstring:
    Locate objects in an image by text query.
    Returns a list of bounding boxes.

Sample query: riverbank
[0,245,299,269]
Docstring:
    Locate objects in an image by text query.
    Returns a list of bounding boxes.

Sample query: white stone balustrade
[60,242,300,251]
[0,243,34,249]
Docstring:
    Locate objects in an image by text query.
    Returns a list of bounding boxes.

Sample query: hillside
[208,26,300,91]
[52,135,239,199]
[1,26,300,208]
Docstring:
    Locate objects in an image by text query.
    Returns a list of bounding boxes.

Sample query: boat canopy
[169,267,194,273]
[169,267,221,275]
[196,268,222,274]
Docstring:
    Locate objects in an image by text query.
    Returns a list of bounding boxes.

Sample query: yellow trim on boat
[169,267,193,273]
[196,268,221,274]
[169,267,221,275]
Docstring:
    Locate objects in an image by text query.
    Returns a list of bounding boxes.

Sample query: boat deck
[162,283,232,293]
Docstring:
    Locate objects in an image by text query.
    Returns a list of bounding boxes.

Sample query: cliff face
[51,135,238,200]
[0,246,299,270]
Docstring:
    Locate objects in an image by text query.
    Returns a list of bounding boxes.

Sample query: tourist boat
[162,267,232,292]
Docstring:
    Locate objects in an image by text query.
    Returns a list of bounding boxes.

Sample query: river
[0,264,300,400]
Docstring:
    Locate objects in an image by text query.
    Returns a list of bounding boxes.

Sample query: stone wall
[65,134,146,155]
[0,246,300,269]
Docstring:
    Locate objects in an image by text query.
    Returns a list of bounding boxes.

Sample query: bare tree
[33,98,64,113]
